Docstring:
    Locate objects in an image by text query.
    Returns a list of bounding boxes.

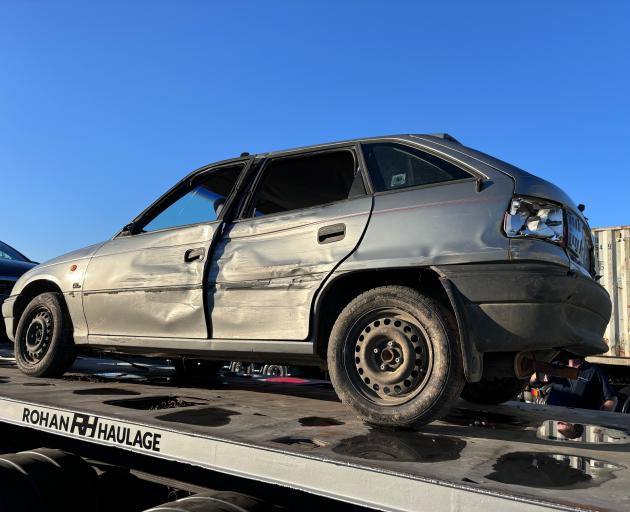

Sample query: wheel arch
[12,279,67,338]
[312,266,480,381]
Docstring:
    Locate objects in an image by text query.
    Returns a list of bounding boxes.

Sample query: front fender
[5,245,101,344]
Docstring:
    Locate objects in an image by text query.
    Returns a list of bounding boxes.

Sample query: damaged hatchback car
[2,134,611,426]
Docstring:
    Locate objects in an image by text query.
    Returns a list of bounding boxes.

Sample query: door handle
[318,223,346,244]
[184,247,205,263]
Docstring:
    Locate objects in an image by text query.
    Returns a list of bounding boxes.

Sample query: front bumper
[1,295,16,343]
[438,263,611,358]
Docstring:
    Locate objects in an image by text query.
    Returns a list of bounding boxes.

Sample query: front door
[82,162,245,339]
[208,147,372,340]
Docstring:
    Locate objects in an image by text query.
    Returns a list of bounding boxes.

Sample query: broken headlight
[504,197,564,244]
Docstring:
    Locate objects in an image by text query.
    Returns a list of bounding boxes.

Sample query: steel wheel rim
[21,306,54,365]
[344,307,433,406]
[265,365,285,377]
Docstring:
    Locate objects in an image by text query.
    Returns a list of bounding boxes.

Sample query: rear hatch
[412,136,595,275]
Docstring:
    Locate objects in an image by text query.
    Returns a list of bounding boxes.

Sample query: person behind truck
[542,357,618,412]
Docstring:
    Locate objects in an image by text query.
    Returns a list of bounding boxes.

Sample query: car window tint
[361,143,472,192]
[143,165,242,232]
[252,150,363,216]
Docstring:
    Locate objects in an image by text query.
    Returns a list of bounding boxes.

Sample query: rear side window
[361,143,472,192]
[250,150,364,217]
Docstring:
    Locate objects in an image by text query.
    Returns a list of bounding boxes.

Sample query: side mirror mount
[120,222,139,237]
[214,198,226,217]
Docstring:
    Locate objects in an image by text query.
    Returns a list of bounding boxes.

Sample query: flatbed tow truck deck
[0,350,629,512]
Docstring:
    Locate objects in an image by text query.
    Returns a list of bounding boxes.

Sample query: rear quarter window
[361,142,472,192]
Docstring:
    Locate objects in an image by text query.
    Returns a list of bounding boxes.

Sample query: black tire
[15,292,76,377]
[327,286,465,427]
[460,376,527,405]
[172,359,224,381]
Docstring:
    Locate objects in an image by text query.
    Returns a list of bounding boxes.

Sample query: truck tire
[144,491,269,511]
[15,292,76,377]
[0,448,98,512]
[327,286,464,427]
[460,377,527,405]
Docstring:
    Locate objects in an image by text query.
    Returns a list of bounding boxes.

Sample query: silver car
[2,134,611,426]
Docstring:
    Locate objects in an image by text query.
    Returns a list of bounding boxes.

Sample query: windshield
[0,241,29,262]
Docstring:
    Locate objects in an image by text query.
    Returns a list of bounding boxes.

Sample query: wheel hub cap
[23,308,53,363]
[353,316,430,401]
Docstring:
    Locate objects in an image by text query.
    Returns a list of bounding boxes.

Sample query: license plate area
[566,211,591,271]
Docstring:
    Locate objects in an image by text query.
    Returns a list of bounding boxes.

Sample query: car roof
[244,133,562,201]
[255,133,461,159]
[196,132,537,190]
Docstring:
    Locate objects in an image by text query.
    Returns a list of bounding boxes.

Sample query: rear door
[83,162,246,339]
[208,146,372,340]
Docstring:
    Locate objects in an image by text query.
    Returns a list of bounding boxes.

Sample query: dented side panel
[339,177,514,273]
[83,223,217,338]
[209,198,372,340]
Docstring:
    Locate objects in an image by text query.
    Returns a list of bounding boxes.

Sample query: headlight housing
[504,197,564,244]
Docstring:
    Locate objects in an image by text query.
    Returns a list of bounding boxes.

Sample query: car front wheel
[15,292,76,377]
[327,286,464,427]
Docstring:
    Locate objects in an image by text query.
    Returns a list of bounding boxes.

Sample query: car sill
[85,335,317,363]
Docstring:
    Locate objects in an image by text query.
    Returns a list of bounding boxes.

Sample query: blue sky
[1,1,628,261]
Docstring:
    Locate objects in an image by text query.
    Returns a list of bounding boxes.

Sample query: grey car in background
[2,134,611,426]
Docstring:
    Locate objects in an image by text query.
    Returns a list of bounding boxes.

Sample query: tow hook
[514,352,580,380]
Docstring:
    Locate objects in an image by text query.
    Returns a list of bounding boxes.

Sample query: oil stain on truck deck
[104,395,205,410]
[156,407,241,427]
[332,430,465,463]
[74,387,140,396]
[298,416,345,427]
[486,451,620,489]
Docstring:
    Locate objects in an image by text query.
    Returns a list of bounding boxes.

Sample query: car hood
[0,259,37,279]
[36,242,106,270]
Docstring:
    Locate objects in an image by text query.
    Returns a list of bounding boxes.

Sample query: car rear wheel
[460,377,527,405]
[327,286,464,427]
[15,292,76,377]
